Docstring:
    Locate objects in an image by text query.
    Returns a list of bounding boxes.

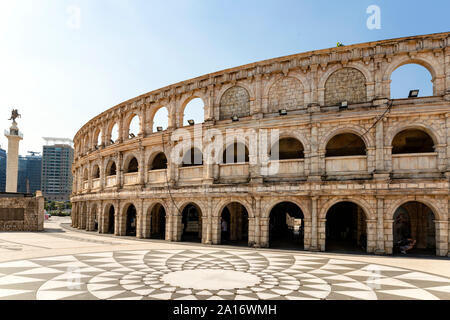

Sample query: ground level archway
[148,204,166,239]
[325,201,367,252]
[269,202,305,250]
[125,204,137,236]
[393,201,436,255]
[220,202,248,245]
[181,203,202,242]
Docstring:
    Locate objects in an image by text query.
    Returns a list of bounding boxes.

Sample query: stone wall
[0,192,44,231]
[324,67,367,106]
[268,77,304,112]
[219,86,250,120]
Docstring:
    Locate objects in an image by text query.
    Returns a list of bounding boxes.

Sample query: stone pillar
[310,197,319,250]
[318,218,327,251]
[446,113,450,174]
[375,119,384,172]
[259,217,269,248]
[114,202,121,236]
[139,147,145,186]
[434,220,449,257]
[384,219,394,254]
[375,197,385,254]
[253,197,261,247]
[366,219,377,253]
[211,216,221,245]
[205,198,212,244]
[303,218,311,250]
[136,201,144,239]
[308,124,321,180]
[5,121,23,193]
[117,152,123,188]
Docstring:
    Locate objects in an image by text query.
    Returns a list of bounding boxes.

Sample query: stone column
[303,218,311,250]
[375,197,385,254]
[139,147,145,186]
[260,217,269,248]
[310,197,319,250]
[211,216,221,245]
[318,218,327,251]
[205,198,212,244]
[366,219,377,253]
[117,152,123,188]
[136,201,144,239]
[5,121,23,193]
[308,124,321,180]
[434,220,449,257]
[253,197,261,247]
[384,219,394,254]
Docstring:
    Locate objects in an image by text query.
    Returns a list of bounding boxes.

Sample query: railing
[392,153,438,171]
[148,169,167,184]
[325,155,367,174]
[105,175,117,187]
[124,172,139,185]
[219,163,250,180]
[179,166,204,181]
[92,178,100,189]
[267,159,305,176]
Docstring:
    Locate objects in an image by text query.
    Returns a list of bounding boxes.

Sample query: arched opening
[222,142,249,164]
[83,168,88,181]
[219,86,250,120]
[92,165,100,179]
[324,67,367,106]
[92,205,98,231]
[392,129,435,154]
[149,203,166,239]
[128,114,140,138]
[83,136,90,153]
[390,64,433,99]
[220,202,248,246]
[106,161,116,176]
[152,107,169,133]
[270,137,304,160]
[269,202,304,250]
[326,133,366,157]
[107,205,115,234]
[94,129,102,147]
[110,123,119,144]
[125,157,139,173]
[181,203,202,243]
[182,148,203,167]
[125,204,137,237]
[393,201,436,255]
[183,98,204,126]
[150,153,167,170]
[325,202,367,252]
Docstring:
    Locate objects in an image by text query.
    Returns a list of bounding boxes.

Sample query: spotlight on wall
[231,115,239,122]
[129,133,135,138]
[110,139,115,144]
[188,119,195,126]
[339,101,348,110]
[408,89,419,98]
[279,109,288,116]
[157,127,163,132]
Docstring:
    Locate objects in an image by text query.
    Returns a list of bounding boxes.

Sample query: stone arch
[91,163,101,179]
[219,85,251,120]
[383,55,441,97]
[263,198,311,221]
[323,67,368,106]
[181,147,203,167]
[92,127,102,147]
[148,151,168,170]
[123,152,140,173]
[121,202,138,237]
[387,198,443,221]
[319,62,373,89]
[179,94,207,127]
[269,137,305,160]
[385,123,441,148]
[267,76,305,112]
[266,129,310,155]
[124,111,142,139]
[104,158,117,176]
[213,198,254,219]
[103,202,116,234]
[144,201,168,239]
[148,105,170,132]
[106,119,120,144]
[221,141,249,164]
[83,134,90,153]
[319,197,375,221]
[82,167,89,181]
[320,126,373,154]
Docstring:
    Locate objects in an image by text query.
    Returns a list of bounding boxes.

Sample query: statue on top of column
[8,109,21,122]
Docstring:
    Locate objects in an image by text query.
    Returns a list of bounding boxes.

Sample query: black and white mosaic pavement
[0,249,449,300]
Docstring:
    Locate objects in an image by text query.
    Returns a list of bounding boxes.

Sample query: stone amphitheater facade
[71,32,450,257]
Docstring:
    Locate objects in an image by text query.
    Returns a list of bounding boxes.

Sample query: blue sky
[0,0,448,154]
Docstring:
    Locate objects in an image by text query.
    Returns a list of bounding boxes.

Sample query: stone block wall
[0,193,44,232]
[324,67,367,106]
[268,76,304,112]
[219,86,250,120]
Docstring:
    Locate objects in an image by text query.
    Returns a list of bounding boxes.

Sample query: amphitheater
[71,32,450,257]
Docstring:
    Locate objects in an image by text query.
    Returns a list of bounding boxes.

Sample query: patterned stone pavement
[0,249,450,300]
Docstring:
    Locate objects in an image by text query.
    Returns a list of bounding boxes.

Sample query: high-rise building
[41,139,74,202]
[17,153,42,195]
[0,147,6,192]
